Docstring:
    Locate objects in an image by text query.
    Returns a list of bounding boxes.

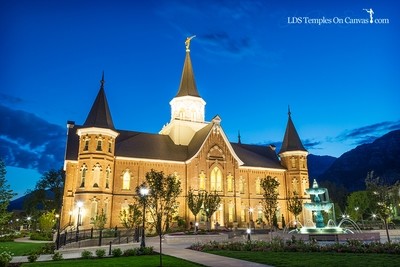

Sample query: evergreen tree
[0,159,16,228]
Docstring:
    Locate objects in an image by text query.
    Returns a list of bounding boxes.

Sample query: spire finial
[288,105,291,117]
[238,130,241,144]
[185,35,196,52]
[100,71,105,89]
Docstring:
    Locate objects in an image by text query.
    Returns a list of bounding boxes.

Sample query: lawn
[209,251,400,267]
[21,255,204,267]
[0,242,48,256]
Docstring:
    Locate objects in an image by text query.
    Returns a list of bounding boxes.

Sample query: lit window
[210,166,222,191]
[105,166,111,189]
[256,177,261,195]
[199,171,205,190]
[80,165,87,187]
[239,176,244,194]
[90,201,98,223]
[122,171,130,190]
[227,174,233,192]
[93,163,101,187]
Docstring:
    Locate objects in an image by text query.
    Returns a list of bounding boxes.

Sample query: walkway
[11,236,272,267]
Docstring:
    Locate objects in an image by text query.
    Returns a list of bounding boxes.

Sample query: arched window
[83,136,90,151]
[227,174,233,192]
[210,166,222,191]
[122,171,130,190]
[90,200,98,223]
[93,163,101,187]
[199,171,205,190]
[239,176,244,194]
[80,164,87,187]
[105,166,111,189]
[256,177,261,195]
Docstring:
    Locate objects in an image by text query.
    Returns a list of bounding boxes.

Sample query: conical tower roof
[279,109,306,154]
[83,73,115,129]
[175,50,200,98]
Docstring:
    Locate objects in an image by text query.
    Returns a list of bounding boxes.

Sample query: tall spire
[175,36,200,97]
[279,110,306,154]
[83,73,115,129]
[238,130,241,144]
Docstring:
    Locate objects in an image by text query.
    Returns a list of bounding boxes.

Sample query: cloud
[303,139,323,150]
[335,120,400,145]
[0,104,65,173]
[0,93,23,105]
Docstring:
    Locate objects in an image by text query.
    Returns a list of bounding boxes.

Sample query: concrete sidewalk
[11,237,272,267]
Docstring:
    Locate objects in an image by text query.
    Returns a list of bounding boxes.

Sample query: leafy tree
[136,169,181,267]
[38,209,56,234]
[287,191,303,226]
[187,188,204,224]
[24,169,64,213]
[119,203,142,230]
[346,191,370,222]
[92,209,107,230]
[0,159,15,229]
[366,171,399,244]
[202,191,221,227]
[260,176,280,229]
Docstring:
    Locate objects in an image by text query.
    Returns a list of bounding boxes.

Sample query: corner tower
[160,36,207,145]
[62,73,119,230]
[279,109,309,195]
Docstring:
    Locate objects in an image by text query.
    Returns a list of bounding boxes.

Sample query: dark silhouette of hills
[318,130,400,192]
[307,154,336,179]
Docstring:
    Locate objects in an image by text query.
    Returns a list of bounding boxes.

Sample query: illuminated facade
[60,45,310,230]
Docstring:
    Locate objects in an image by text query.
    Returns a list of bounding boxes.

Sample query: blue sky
[1,0,399,198]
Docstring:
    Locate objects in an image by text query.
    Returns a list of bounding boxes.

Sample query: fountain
[287,179,368,240]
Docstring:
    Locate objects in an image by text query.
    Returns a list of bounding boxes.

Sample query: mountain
[307,154,337,179]
[318,130,400,192]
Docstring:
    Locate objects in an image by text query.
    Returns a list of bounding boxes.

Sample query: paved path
[11,236,272,267]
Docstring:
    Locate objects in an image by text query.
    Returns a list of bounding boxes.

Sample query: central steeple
[169,36,206,123]
[160,37,208,145]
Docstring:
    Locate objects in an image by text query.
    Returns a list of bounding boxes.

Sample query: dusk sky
[1,0,399,198]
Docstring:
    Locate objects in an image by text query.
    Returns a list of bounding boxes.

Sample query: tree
[92,209,107,230]
[119,203,142,230]
[366,171,399,244]
[287,191,303,227]
[136,169,181,267]
[260,176,280,229]
[38,209,56,234]
[187,188,204,224]
[346,191,370,222]
[202,190,221,229]
[0,159,15,229]
[24,169,64,213]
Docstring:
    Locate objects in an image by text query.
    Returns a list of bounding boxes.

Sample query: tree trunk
[159,234,163,267]
[384,219,391,244]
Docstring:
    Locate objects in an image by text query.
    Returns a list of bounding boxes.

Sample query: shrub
[81,250,93,259]
[0,249,13,266]
[39,243,55,254]
[95,249,106,258]
[52,252,63,261]
[123,248,138,256]
[111,248,123,257]
[27,253,38,263]
[30,232,52,241]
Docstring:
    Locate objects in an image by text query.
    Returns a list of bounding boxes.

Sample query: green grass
[21,255,204,267]
[209,251,400,267]
[0,242,48,256]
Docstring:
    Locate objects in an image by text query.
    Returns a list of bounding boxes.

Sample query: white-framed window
[122,170,131,190]
[92,163,101,187]
[210,166,222,191]
[80,164,87,187]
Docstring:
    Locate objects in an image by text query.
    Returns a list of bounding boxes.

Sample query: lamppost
[27,216,31,230]
[195,222,199,233]
[249,207,254,230]
[55,214,60,249]
[140,186,149,249]
[246,228,251,241]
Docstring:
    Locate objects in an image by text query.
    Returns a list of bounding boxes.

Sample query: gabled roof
[231,143,284,169]
[83,74,115,129]
[65,124,284,170]
[175,51,201,97]
[279,111,306,154]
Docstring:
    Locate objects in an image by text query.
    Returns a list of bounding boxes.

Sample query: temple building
[60,41,310,230]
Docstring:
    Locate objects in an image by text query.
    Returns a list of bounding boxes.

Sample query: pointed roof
[175,51,201,97]
[83,73,115,129]
[279,110,306,154]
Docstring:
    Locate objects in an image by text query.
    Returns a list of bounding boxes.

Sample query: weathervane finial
[185,35,196,52]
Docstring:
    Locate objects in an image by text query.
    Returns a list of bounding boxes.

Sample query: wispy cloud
[0,105,65,173]
[0,93,23,105]
[303,139,323,150]
[335,120,400,145]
